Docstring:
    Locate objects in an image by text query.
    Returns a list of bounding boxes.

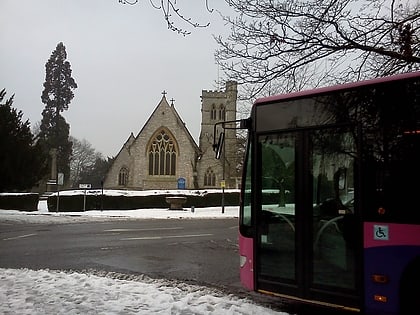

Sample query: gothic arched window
[204,168,216,186]
[210,104,217,120]
[148,129,177,176]
[218,104,225,120]
[118,167,129,186]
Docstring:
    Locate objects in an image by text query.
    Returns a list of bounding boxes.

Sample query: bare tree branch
[119,0,213,36]
[215,0,420,99]
[69,137,103,188]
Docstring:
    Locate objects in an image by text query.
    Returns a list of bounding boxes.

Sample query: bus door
[256,127,359,307]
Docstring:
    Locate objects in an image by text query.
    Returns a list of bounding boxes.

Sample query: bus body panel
[364,222,420,248]
[239,234,254,290]
[363,222,420,314]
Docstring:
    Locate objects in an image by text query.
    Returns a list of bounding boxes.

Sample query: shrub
[0,193,39,211]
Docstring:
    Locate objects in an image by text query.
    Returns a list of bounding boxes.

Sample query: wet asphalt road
[0,217,354,314]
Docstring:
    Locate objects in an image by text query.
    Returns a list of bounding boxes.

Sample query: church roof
[134,94,200,153]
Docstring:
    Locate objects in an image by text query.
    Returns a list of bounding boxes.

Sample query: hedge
[47,190,240,212]
[0,193,39,211]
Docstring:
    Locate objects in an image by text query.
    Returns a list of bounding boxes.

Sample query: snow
[0,197,290,315]
[52,189,232,197]
[0,199,240,223]
[0,268,286,315]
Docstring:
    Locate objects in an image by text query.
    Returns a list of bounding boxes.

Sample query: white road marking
[120,233,213,241]
[104,227,183,232]
[3,233,37,241]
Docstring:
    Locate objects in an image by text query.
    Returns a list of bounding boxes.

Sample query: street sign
[79,184,91,189]
[58,173,64,185]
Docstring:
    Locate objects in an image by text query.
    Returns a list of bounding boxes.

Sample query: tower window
[210,104,217,120]
[219,104,225,120]
[149,129,177,176]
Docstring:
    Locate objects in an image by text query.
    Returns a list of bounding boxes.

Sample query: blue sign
[177,177,186,189]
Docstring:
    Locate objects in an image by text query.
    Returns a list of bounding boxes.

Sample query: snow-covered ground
[0,199,290,315]
[0,200,240,223]
[1,268,286,315]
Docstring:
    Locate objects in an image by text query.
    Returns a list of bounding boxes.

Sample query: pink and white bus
[216,71,420,314]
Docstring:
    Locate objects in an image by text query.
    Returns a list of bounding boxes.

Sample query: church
[103,81,239,190]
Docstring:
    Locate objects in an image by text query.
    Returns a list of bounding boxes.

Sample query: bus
[214,71,420,314]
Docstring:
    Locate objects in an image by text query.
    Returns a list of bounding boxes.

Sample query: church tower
[197,81,238,188]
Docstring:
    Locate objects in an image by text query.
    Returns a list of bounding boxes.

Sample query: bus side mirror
[335,167,347,190]
[240,118,252,129]
[213,132,225,159]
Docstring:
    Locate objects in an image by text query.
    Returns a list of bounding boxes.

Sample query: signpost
[79,184,91,211]
[221,180,226,214]
[100,180,104,212]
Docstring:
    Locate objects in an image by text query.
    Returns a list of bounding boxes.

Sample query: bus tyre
[399,256,420,315]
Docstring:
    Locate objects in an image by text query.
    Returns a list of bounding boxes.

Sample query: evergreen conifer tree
[0,89,47,192]
[39,42,77,186]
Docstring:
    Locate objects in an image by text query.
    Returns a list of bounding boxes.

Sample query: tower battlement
[201,81,237,99]
[201,90,227,98]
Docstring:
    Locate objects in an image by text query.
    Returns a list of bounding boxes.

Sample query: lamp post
[221,131,225,214]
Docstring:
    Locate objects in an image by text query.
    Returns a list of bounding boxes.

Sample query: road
[0,218,241,289]
[0,217,353,314]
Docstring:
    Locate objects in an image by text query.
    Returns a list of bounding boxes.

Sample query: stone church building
[103,81,239,190]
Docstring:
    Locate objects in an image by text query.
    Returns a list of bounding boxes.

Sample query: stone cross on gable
[170,98,175,106]
[162,90,167,97]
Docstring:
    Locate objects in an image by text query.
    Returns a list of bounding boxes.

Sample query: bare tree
[215,0,420,99]
[69,137,103,188]
[119,0,214,36]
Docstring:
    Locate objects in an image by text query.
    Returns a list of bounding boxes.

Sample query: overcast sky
[0,0,235,157]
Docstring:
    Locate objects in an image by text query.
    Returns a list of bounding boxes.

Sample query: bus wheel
[399,256,420,315]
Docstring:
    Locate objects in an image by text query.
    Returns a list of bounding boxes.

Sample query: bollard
[191,206,195,213]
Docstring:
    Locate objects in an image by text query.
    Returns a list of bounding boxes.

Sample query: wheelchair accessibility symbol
[373,225,389,240]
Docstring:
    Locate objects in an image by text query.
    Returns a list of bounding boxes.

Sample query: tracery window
[148,129,177,176]
[118,167,129,186]
[204,167,216,186]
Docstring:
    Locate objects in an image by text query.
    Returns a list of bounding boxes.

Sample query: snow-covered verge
[0,268,287,315]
